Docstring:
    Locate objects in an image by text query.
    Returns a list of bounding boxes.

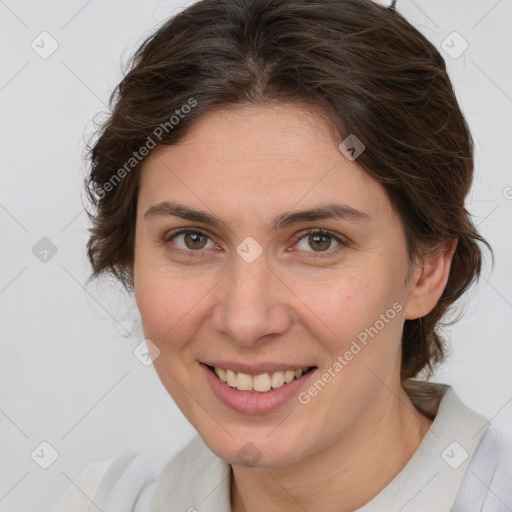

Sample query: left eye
[295,229,342,253]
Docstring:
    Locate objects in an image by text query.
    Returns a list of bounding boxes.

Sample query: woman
[53,0,511,510]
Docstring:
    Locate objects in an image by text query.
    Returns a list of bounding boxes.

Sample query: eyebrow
[143,201,371,231]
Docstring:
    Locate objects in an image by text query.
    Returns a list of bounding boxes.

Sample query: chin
[200,427,308,469]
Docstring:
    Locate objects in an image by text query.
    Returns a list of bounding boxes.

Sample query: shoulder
[51,449,162,512]
[51,455,118,512]
[473,426,512,502]
[51,436,230,512]
[150,435,232,510]
[453,425,512,511]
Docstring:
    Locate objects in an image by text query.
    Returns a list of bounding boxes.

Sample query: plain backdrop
[1,0,511,510]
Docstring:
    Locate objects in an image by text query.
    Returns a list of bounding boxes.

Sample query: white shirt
[52,383,512,511]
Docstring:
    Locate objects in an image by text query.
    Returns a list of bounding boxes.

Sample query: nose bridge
[212,249,291,345]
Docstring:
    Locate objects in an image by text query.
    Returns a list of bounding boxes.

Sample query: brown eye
[165,228,214,252]
[308,233,332,251]
[183,231,208,250]
[295,229,345,255]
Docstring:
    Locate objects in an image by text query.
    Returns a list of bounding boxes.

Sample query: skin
[132,103,457,512]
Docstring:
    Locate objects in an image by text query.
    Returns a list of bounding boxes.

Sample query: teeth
[253,373,272,392]
[236,372,253,391]
[226,369,237,387]
[212,366,310,393]
[284,370,295,383]
[215,367,226,382]
[270,371,284,389]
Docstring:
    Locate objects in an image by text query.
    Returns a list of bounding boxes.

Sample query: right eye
[164,228,217,254]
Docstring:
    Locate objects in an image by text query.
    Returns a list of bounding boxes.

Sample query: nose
[211,251,293,347]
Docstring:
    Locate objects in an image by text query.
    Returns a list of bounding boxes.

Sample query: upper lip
[202,360,316,375]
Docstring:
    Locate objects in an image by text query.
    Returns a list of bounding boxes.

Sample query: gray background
[1,0,511,510]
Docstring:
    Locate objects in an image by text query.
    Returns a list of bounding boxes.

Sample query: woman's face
[133,103,422,467]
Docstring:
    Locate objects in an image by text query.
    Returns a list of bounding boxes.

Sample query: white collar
[149,383,490,512]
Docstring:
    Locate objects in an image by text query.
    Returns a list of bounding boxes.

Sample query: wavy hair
[84,0,493,409]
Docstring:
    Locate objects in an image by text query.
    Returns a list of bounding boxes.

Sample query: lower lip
[201,363,317,415]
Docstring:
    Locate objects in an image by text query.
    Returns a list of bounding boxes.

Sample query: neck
[230,385,433,512]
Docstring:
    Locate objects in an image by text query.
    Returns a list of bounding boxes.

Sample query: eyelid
[293,228,349,257]
[163,227,219,256]
[295,227,347,243]
[163,226,349,256]
[163,227,214,243]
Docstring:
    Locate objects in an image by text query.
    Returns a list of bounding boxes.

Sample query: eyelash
[163,227,349,258]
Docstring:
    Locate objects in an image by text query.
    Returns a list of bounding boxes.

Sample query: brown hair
[84,0,493,408]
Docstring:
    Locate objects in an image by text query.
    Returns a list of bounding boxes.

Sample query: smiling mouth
[205,364,316,393]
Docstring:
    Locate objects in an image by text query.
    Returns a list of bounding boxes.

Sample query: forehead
[138,103,392,226]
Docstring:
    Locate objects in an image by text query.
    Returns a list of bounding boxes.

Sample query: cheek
[134,266,208,410]
[134,264,209,351]
[294,271,405,425]
[292,266,403,351]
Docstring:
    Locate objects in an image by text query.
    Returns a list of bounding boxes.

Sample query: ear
[403,238,458,320]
